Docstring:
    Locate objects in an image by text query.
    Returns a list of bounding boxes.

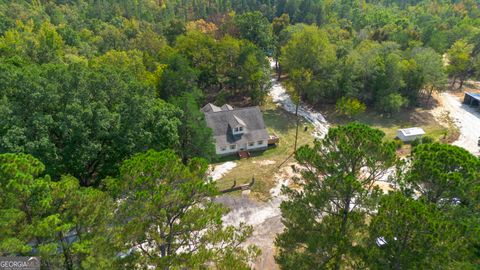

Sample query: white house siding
[216,139,268,156]
[216,145,239,155]
[247,139,268,150]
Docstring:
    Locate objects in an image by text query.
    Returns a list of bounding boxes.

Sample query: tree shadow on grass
[263,108,298,134]
[327,105,440,130]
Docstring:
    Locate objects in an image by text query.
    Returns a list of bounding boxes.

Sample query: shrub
[393,138,403,149]
[376,93,408,114]
[411,136,434,147]
[335,97,366,118]
[411,138,422,147]
[421,136,434,144]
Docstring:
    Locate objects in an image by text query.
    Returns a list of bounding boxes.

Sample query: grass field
[324,105,455,141]
[322,104,459,156]
[212,104,315,200]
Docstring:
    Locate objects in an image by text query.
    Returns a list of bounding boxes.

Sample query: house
[396,127,425,142]
[463,92,480,107]
[201,103,270,156]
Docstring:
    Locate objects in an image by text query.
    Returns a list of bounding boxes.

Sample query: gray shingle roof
[201,103,222,113]
[221,104,234,111]
[201,104,269,146]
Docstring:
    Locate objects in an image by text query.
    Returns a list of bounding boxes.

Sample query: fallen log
[220,176,255,193]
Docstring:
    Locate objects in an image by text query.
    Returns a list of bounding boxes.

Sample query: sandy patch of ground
[252,159,277,166]
[216,162,301,270]
[374,181,395,192]
[209,161,237,181]
[269,60,329,138]
[431,92,480,155]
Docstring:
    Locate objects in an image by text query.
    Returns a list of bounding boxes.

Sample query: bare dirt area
[209,161,237,181]
[215,162,300,270]
[431,90,480,156]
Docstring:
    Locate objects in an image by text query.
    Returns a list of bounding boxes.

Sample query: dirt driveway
[432,92,480,156]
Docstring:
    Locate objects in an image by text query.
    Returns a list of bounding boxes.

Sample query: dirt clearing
[432,92,480,155]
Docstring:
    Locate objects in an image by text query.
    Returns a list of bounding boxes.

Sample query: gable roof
[230,115,246,128]
[221,104,234,111]
[201,103,222,113]
[202,105,269,146]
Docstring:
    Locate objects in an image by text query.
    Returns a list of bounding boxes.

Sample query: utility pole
[294,99,300,152]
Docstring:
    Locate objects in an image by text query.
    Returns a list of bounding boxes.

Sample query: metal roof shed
[463,92,480,107]
[396,127,425,142]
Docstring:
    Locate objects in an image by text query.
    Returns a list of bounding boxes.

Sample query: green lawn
[212,105,315,200]
[322,105,459,156]
[325,106,456,142]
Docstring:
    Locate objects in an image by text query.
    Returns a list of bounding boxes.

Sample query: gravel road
[433,92,480,155]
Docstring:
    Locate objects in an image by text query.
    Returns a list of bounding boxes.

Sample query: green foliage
[175,31,270,105]
[0,153,115,269]
[170,92,216,162]
[0,2,275,184]
[234,11,274,54]
[109,150,259,269]
[366,192,470,269]
[335,97,366,118]
[393,138,403,149]
[278,124,480,269]
[0,1,478,269]
[0,56,181,186]
[447,40,475,89]
[158,51,200,100]
[411,135,435,147]
[394,143,480,267]
[280,24,338,103]
[376,93,408,114]
[272,13,291,37]
[276,123,397,269]
[405,143,480,205]
[410,47,447,104]
[420,136,434,144]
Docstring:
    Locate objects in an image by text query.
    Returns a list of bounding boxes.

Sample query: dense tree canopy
[366,192,470,269]
[1,0,480,269]
[405,143,480,205]
[276,123,397,269]
[277,124,480,269]
[280,24,338,104]
[1,151,260,269]
[0,153,114,269]
[108,150,259,269]
[0,53,182,186]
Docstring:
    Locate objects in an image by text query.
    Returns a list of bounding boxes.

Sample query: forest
[0,0,479,269]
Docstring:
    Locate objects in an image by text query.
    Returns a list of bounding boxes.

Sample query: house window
[220,146,226,151]
[257,140,263,145]
[230,144,236,150]
[248,142,254,147]
[234,127,239,132]
[239,127,243,132]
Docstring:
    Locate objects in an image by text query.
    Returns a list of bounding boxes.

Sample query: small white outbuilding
[396,127,425,142]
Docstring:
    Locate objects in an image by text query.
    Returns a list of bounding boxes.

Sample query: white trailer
[396,127,425,142]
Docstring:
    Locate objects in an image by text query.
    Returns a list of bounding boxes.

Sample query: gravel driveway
[433,92,480,156]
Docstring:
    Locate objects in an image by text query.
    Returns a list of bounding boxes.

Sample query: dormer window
[233,126,245,134]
